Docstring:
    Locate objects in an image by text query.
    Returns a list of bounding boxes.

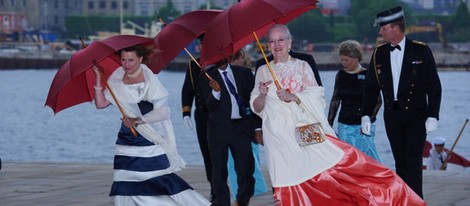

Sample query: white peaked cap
[432,137,446,145]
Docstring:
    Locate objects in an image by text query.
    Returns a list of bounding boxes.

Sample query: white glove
[361,115,371,136]
[426,117,438,134]
[183,116,193,130]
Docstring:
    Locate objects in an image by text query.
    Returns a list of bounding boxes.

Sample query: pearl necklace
[126,67,143,79]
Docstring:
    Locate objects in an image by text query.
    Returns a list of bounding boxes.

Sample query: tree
[288,10,331,43]
[350,0,409,41]
[153,0,181,23]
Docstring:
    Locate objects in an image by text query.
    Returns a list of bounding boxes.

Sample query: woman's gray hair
[338,40,363,61]
[267,24,292,40]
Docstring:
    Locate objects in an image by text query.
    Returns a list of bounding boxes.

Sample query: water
[1,69,469,170]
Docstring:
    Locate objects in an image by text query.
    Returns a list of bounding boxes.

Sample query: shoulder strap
[372,48,380,85]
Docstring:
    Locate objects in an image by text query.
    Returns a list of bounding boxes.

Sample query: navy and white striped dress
[109,98,209,205]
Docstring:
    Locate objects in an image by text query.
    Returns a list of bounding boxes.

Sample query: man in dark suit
[200,58,255,206]
[361,6,442,198]
[181,57,216,202]
[255,50,323,86]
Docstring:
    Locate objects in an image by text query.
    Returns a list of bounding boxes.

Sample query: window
[111,1,117,9]
[54,15,59,24]
[10,0,15,6]
[123,1,128,9]
[88,1,94,9]
[54,0,58,8]
[99,1,105,9]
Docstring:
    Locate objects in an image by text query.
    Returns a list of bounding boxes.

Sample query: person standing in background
[426,137,449,170]
[181,35,216,203]
[361,6,442,198]
[328,40,382,162]
[227,49,267,201]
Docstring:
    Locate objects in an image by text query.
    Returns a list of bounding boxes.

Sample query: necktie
[222,71,251,116]
[390,45,401,51]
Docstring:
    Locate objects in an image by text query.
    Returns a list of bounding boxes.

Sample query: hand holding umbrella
[92,63,138,137]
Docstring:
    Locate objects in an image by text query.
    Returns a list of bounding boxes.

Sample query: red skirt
[273,135,425,206]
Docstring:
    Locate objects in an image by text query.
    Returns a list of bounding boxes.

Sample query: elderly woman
[250,24,424,205]
[93,45,210,205]
[327,40,382,162]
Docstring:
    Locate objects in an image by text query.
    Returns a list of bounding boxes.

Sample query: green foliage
[153,0,182,23]
[66,16,120,38]
[350,0,407,41]
[288,10,331,43]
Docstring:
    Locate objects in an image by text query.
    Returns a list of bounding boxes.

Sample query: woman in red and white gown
[250,24,425,206]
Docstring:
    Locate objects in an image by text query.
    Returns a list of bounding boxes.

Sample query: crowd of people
[93,5,442,206]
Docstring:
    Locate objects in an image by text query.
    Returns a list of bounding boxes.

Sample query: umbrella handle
[252,31,281,90]
[93,61,138,137]
[440,118,468,170]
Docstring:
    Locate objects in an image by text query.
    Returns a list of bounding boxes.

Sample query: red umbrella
[153,9,222,71]
[200,0,317,72]
[45,35,158,114]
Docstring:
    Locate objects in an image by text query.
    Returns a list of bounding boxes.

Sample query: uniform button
[411,84,415,87]
[405,106,409,110]
[407,99,410,102]
[409,91,413,94]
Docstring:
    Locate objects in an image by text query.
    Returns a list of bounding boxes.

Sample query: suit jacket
[255,50,323,86]
[200,64,260,138]
[362,38,441,119]
[181,58,207,117]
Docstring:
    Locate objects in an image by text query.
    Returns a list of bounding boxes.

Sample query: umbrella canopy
[153,9,222,71]
[45,35,158,114]
[199,0,318,66]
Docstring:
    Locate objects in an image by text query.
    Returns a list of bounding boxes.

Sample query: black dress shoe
[210,195,217,205]
[235,200,248,206]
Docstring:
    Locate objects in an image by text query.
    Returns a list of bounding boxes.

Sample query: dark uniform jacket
[181,59,207,117]
[362,38,441,119]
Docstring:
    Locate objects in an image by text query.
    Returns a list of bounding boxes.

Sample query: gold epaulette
[376,42,387,48]
[182,106,191,113]
[412,40,427,46]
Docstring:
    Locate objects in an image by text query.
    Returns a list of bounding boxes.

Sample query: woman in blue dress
[93,45,210,205]
[327,40,382,162]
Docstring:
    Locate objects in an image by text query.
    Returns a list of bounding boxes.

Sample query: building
[0,0,238,39]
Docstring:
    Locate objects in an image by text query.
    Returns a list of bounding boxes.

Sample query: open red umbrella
[200,0,318,67]
[153,9,222,71]
[45,35,158,114]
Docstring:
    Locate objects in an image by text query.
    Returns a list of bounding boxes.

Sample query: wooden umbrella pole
[93,61,138,137]
[440,118,468,170]
[252,31,281,90]
[183,48,214,81]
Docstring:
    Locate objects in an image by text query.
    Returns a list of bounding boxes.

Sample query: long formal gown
[250,57,425,206]
[104,65,210,206]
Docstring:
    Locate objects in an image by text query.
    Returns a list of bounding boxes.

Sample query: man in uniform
[181,35,216,202]
[361,6,442,198]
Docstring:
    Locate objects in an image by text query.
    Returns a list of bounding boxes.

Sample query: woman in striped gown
[93,45,210,206]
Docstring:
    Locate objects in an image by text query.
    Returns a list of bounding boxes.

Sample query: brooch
[412,60,423,64]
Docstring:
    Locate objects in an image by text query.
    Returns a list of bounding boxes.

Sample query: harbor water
[0,69,469,170]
